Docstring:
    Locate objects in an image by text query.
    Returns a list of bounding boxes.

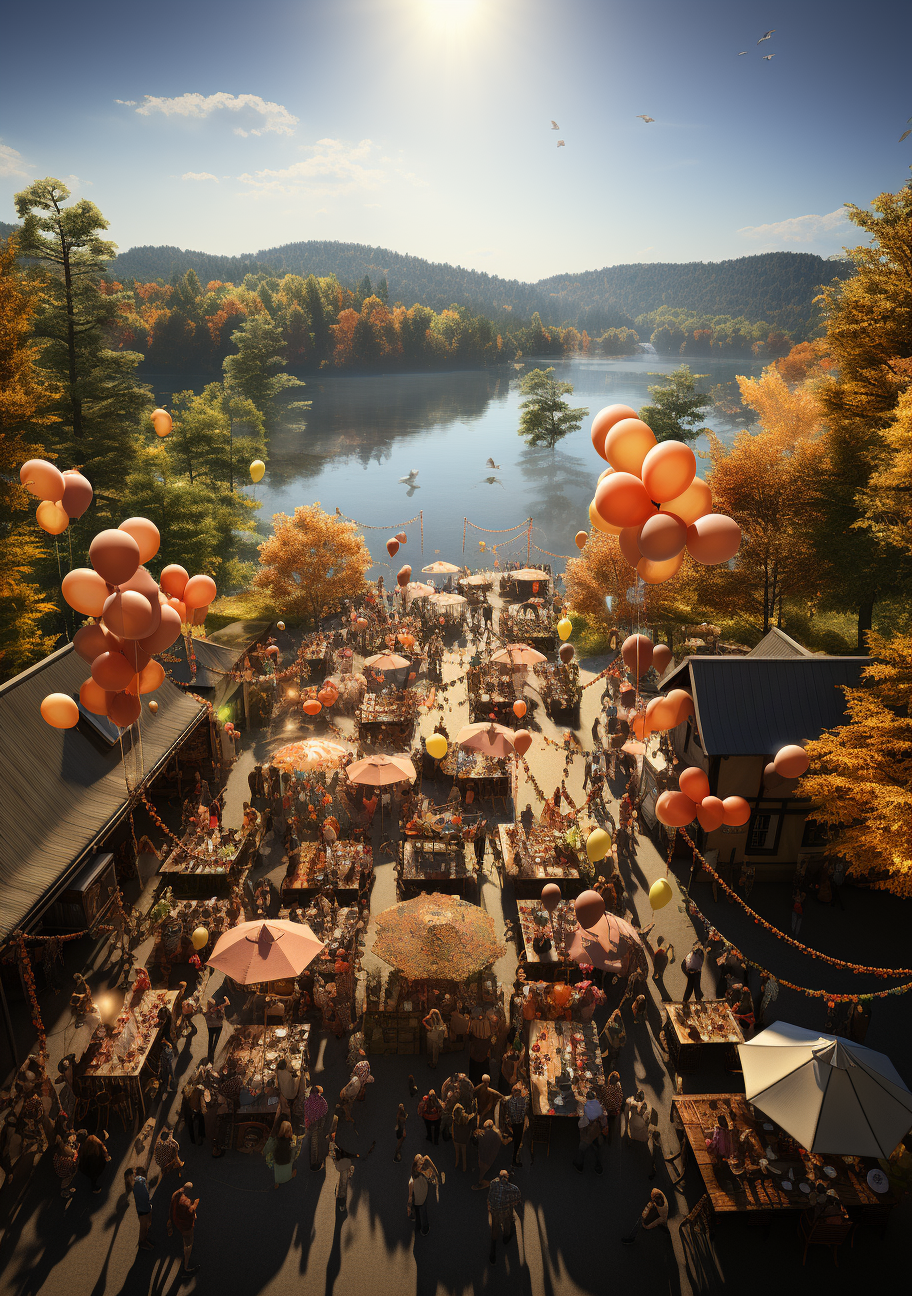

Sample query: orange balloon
[108,690,142,727]
[89,529,141,585]
[36,500,69,535]
[588,499,623,536]
[696,796,725,831]
[597,467,614,484]
[128,659,165,696]
[60,470,93,520]
[590,404,638,461]
[660,477,713,527]
[395,532,408,545]
[618,526,642,568]
[594,473,656,529]
[644,696,671,731]
[150,408,172,438]
[655,790,697,827]
[665,688,695,725]
[686,514,741,565]
[62,568,110,616]
[679,766,711,803]
[118,517,160,564]
[91,650,135,692]
[121,640,151,673]
[74,623,110,664]
[184,574,217,610]
[79,677,110,716]
[552,982,573,1008]
[640,440,697,503]
[303,699,322,716]
[603,418,657,475]
[629,712,650,741]
[721,796,751,827]
[574,531,588,550]
[512,729,532,756]
[622,633,653,675]
[167,597,188,623]
[21,458,65,501]
[138,604,182,654]
[637,513,687,563]
[160,564,189,598]
[386,538,400,557]
[40,692,79,729]
[397,565,412,587]
[637,552,684,584]
[652,643,673,675]
[512,700,527,719]
[102,590,156,639]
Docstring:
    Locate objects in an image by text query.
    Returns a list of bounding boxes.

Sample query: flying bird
[901,129,911,143]
[758,30,775,42]
[738,50,747,56]
[486,458,501,469]
[550,120,560,130]
[557,139,565,147]
[475,477,504,488]
[398,469,419,484]
[636,115,655,123]
[762,53,775,59]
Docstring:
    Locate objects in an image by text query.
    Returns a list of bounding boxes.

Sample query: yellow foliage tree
[854,382,912,560]
[256,504,371,624]
[798,633,912,895]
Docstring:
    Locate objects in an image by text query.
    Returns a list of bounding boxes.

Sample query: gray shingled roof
[746,627,814,659]
[659,656,869,756]
[0,645,206,939]
[158,635,243,691]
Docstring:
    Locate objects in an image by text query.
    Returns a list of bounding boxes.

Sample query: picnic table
[526,1020,604,1117]
[399,839,477,896]
[498,824,585,897]
[282,841,372,899]
[664,1000,744,1073]
[672,1094,896,1223]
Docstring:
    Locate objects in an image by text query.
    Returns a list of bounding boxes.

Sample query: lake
[153,354,764,576]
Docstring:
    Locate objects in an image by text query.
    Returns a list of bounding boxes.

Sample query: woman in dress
[263,1113,302,1187]
[422,1009,447,1070]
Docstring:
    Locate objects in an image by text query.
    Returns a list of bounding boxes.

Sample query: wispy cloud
[182,171,219,182]
[738,208,850,244]
[114,99,137,106]
[0,141,31,179]
[131,92,298,136]
[238,138,386,196]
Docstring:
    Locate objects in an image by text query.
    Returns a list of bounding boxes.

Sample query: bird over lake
[637,115,655,123]
[486,458,501,469]
[758,29,775,42]
[557,139,565,147]
[550,120,559,130]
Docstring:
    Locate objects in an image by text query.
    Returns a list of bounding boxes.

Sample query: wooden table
[159,831,251,896]
[526,1020,604,1117]
[400,839,477,895]
[282,841,372,899]
[225,1023,311,1118]
[357,694,415,745]
[516,899,579,975]
[664,1001,744,1073]
[673,1094,896,1221]
[441,749,512,801]
[79,989,178,1117]
[499,824,585,897]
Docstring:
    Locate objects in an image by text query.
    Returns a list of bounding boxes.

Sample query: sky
[2,0,910,282]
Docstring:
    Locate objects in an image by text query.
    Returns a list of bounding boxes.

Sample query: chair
[528,1115,551,1162]
[797,1211,853,1265]
[680,1192,714,1238]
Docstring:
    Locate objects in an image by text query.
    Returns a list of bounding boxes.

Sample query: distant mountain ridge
[0,220,848,337]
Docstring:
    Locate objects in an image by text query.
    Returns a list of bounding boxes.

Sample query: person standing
[574,1091,606,1173]
[168,1181,199,1275]
[451,1103,475,1172]
[505,1085,529,1167]
[330,1133,355,1214]
[418,1091,442,1144]
[472,1119,511,1190]
[791,889,806,936]
[423,1009,447,1070]
[682,944,705,1003]
[180,1079,206,1146]
[407,1154,439,1237]
[467,1007,492,1084]
[76,1129,110,1194]
[644,934,674,999]
[394,1103,408,1162]
[473,1075,506,1124]
[130,1166,154,1248]
[203,999,225,1065]
[487,1170,522,1264]
[159,1039,176,1093]
[624,1090,656,1177]
[263,1113,302,1187]
[154,1125,184,1177]
[304,1084,329,1170]
[53,1131,79,1198]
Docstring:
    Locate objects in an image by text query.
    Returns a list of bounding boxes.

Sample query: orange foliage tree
[256,504,371,624]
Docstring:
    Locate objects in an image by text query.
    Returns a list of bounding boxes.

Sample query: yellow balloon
[588,499,623,536]
[250,460,266,483]
[557,617,572,642]
[648,878,673,910]
[586,828,611,863]
[426,733,448,760]
[478,540,486,551]
[191,927,209,950]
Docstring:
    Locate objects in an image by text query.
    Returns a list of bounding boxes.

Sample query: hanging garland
[15,934,47,1060]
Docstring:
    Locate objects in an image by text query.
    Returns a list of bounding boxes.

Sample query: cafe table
[664,1000,744,1073]
[526,1020,604,1118]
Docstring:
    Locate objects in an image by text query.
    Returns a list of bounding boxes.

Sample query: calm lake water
[153,354,764,576]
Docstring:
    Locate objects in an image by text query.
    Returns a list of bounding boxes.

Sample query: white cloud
[0,141,31,178]
[738,208,850,244]
[182,171,219,182]
[238,138,386,196]
[133,92,298,136]
[114,99,137,106]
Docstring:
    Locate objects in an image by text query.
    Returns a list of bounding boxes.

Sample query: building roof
[159,635,243,692]
[0,645,206,939]
[659,656,869,756]
[746,627,814,659]
[205,620,270,649]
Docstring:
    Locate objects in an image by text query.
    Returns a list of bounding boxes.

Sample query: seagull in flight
[738,50,747,56]
[550,120,560,130]
[636,115,655,123]
[758,30,775,42]
[901,129,911,143]
[475,477,504,488]
[762,53,775,59]
[486,458,501,469]
[398,468,419,484]
[557,139,565,147]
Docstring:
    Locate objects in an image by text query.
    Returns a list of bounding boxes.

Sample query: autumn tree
[0,236,59,678]
[517,368,588,450]
[638,365,712,444]
[256,504,371,623]
[855,381,912,560]
[798,633,912,895]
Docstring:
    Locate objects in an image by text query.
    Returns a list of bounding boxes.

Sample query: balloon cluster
[587,404,741,582]
[764,744,809,790]
[20,458,94,536]
[41,515,217,730]
[386,532,408,558]
[655,766,750,831]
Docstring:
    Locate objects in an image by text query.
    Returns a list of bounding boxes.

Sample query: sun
[423,0,479,30]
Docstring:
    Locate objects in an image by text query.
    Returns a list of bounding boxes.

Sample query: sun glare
[424,0,479,32]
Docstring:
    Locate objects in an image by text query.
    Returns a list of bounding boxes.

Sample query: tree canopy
[255,504,371,624]
[516,368,588,450]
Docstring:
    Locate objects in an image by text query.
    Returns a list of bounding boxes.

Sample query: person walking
[168,1181,199,1275]
[304,1084,329,1170]
[394,1103,407,1162]
[624,1089,657,1177]
[599,1072,624,1144]
[407,1153,440,1237]
[153,1124,184,1177]
[473,1075,506,1123]
[487,1170,522,1264]
[505,1085,529,1167]
[264,1112,302,1187]
[338,1073,361,1127]
[472,1119,511,1190]
[76,1129,110,1193]
[451,1103,475,1172]
[180,1078,205,1146]
[791,889,806,935]
[159,1039,176,1093]
[422,1009,447,1070]
[129,1166,153,1248]
[418,1091,442,1144]
[645,933,674,999]
[53,1131,79,1198]
[621,1187,669,1244]
[574,1091,606,1173]
[203,999,225,1065]
[599,1009,627,1067]
[330,1131,356,1214]
[682,943,705,1003]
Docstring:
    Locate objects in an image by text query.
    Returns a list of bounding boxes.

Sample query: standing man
[682,943,705,1003]
[574,1090,606,1173]
[471,1119,511,1191]
[168,1181,199,1275]
[505,1084,529,1167]
[131,1166,154,1249]
[203,998,225,1065]
[487,1170,522,1264]
[304,1084,329,1170]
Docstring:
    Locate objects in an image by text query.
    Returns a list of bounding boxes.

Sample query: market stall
[440,748,513,803]
[534,660,582,718]
[498,823,585,897]
[150,896,241,980]
[526,1020,604,1117]
[499,568,551,603]
[299,634,333,683]
[282,841,372,900]
[77,988,178,1119]
[458,572,493,606]
[500,602,556,653]
[223,1023,311,1122]
[158,827,255,897]
[357,692,417,748]
[664,1000,744,1073]
[516,899,579,976]
[398,838,477,896]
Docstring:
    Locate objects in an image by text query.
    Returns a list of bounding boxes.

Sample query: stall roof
[659,656,869,756]
[746,628,814,659]
[507,568,550,581]
[159,635,244,691]
[0,645,206,939]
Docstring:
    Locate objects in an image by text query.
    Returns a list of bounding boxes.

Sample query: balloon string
[54,538,71,641]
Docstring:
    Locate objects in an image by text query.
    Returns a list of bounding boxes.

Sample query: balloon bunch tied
[20,458,95,537]
[655,744,810,833]
[587,404,741,582]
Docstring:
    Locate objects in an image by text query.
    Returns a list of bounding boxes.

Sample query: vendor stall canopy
[0,644,206,940]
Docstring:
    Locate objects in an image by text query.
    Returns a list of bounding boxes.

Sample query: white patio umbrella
[738,1021,912,1157]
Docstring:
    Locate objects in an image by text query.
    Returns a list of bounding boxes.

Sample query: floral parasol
[271,739,349,773]
[373,894,504,980]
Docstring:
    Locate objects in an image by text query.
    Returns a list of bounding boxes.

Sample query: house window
[748,813,780,852]
[801,819,829,848]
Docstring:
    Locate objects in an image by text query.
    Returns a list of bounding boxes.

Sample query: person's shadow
[324,1204,345,1296]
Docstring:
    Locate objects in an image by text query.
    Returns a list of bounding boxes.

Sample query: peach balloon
[590,404,638,460]
[655,790,697,827]
[40,693,80,729]
[386,538,400,557]
[721,796,751,827]
[20,458,65,501]
[636,552,684,584]
[36,500,69,535]
[696,797,725,832]
[108,690,142,727]
[151,408,172,438]
[679,766,711,803]
[618,526,642,568]
[512,700,527,719]
[121,566,161,631]
[129,659,165,695]
[396,566,412,588]
[622,633,653,675]
[60,470,93,519]
[79,677,110,716]
[512,729,532,756]
[603,418,657,475]
[594,472,656,529]
[121,640,151,673]
[644,697,671,731]
[774,744,809,778]
[303,699,322,716]
[660,478,713,527]
[74,623,110,663]
[629,712,650,741]
[597,467,614,484]
[139,603,183,654]
[160,564,189,598]
[183,574,217,609]
[167,597,188,623]
[62,568,110,616]
[652,643,673,675]
[665,688,695,725]
[637,513,687,562]
[686,514,741,565]
[588,499,623,536]
[640,440,696,503]
[91,650,136,692]
[119,517,160,564]
[102,590,155,640]
[574,531,588,550]
[89,529,140,585]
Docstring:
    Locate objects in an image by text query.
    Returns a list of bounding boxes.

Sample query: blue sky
[2,0,910,280]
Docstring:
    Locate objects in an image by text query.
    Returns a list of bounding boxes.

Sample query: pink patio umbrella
[363,651,410,671]
[207,919,325,984]
[456,721,516,759]
[490,643,547,668]
[346,753,417,786]
[567,912,645,975]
